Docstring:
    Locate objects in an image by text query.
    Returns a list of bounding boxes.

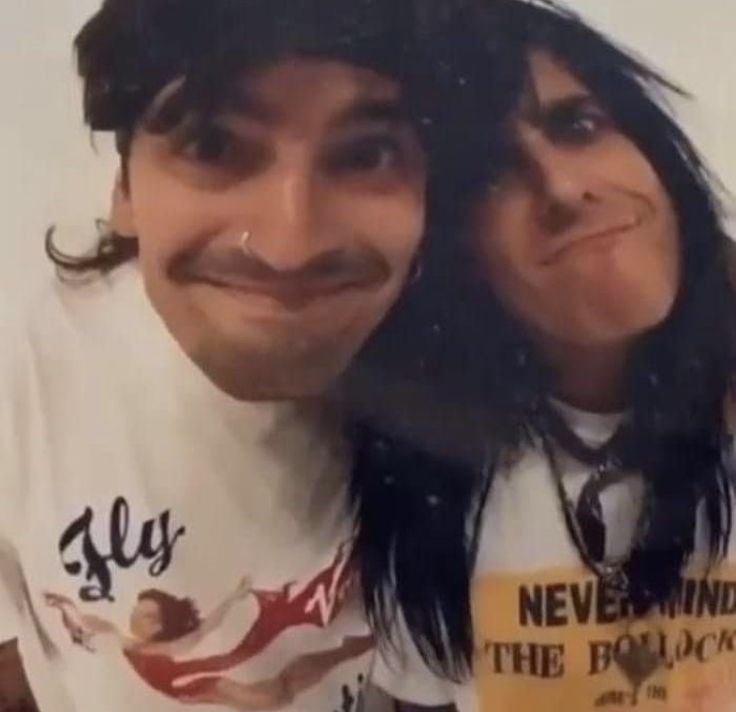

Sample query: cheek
[636,166,681,294]
[659,195,681,284]
[331,186,426,269]
[609,141,679,256]
[475,197,537,305]
[128,154,224,273]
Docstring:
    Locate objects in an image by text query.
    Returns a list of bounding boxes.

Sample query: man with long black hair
[349,2,736,710]
[0,0,453,709]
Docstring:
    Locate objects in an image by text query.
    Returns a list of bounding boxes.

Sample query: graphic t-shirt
[374,405,736,712]
[0,263,373,712]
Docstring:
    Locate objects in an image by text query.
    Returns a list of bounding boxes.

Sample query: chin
[565,307,674,347]
[192,347,350,402]
[570,279,678,343]
[214,375,331,402]
[163,302,369,401]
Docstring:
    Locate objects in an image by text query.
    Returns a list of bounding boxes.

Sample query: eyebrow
[223,90,410,131]
[331,98,411,130]
[223,90,279,124]
[522,91,601,124]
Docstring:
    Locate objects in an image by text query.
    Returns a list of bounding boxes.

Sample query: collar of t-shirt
[551,399,625,448]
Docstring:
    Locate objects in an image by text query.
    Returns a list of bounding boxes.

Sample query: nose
[520,131,594,233]
[238,151,324,273]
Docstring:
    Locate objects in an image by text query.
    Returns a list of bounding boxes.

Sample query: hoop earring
[409,257,423,285]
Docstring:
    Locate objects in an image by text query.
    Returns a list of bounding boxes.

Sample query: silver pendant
[599,563,629,594]
[613,641,664,705]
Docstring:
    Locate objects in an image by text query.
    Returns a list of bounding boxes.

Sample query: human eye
[544,99,613,146]
[166,119,269,187]
[173,123,235,165]
[326,129,415,177]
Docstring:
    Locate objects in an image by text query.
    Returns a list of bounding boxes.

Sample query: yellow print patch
[473,564,736,711]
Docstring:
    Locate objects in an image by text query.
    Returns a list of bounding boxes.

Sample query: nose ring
[240,230,254,256]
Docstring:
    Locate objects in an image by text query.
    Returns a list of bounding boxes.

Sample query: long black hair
[345,0,736,681]
[47,0,467,273]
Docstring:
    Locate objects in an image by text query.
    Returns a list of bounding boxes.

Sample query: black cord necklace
[536,402,649,595]
[536,402,666,686]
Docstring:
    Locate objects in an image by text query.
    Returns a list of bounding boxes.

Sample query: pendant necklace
[538,408,666,694]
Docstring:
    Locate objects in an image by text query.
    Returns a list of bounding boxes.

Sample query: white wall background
[0,0,117,307]
[569,0,736,214]
[1,1,734,311]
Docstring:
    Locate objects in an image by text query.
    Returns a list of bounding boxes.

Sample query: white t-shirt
[375,404,736,712]
[0,263,373,712]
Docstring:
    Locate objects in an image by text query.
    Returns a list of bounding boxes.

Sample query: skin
[116,58,427,401]
[474,51,680,411]
[108,173,136,238]
[129,599,163,642]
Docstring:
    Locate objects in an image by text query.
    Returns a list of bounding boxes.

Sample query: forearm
[0,639,38,711]
[200,596,237,636]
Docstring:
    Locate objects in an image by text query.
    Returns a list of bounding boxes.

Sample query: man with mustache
[0,0,437,709]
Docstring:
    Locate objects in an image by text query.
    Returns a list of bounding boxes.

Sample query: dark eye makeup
[541,96,613,145]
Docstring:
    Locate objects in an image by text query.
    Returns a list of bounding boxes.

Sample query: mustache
[172,242,392,301]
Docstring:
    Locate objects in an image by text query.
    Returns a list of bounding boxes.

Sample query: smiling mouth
[542,220,641,265]
[195,275,375,310]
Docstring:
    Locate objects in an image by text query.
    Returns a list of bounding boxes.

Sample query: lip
[541,219,642,265]
[193,275,375,310]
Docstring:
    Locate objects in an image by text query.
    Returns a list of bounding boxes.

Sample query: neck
[538,338,629,414]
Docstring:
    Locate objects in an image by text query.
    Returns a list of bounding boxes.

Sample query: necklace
[542,437,633,593]
[537,405,665,687]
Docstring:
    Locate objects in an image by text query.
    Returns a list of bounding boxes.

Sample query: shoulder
[7,262,165,391]
[22,261,149,348]
[0,262,155,446]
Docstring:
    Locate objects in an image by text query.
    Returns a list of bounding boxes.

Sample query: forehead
[248,58,401,105]
[146,56,406,136]
[520,50,592,110]
[220,57,404,130]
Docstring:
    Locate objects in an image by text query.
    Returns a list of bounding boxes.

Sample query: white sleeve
[371,615,455,707]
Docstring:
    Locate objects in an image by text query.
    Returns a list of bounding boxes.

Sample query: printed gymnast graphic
[44,544,373,709]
